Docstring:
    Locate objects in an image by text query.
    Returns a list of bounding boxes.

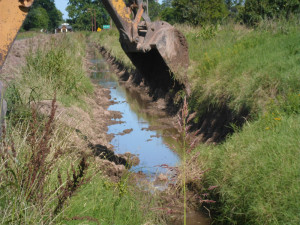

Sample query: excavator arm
[0,0,190,95]
[0,0,34,70]
[102,0,190,95]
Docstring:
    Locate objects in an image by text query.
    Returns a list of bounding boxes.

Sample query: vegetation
[91,19,300,224]
[12,34,93,108]
[66,0,109,31]
[23,0,63,31]
[241,0,300,25]
[60,171,158,225]
[159,0,300,26]
[90,29,134,68]
[183,21,300,224]
[0,33,159,225]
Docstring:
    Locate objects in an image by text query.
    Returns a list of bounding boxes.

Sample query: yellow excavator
[0,0,189,118]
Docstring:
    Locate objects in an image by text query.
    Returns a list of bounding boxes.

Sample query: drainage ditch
[89,50,211,225]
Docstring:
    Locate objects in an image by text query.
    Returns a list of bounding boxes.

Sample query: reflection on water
[91,57,180,178]
[90,56,210,225]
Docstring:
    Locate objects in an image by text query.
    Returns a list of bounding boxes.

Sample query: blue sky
[55,0,162,20]
[55,0,69,20]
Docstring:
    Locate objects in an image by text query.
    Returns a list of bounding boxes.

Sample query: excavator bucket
[102,0,190,95]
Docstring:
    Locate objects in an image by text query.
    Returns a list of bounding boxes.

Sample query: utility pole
[91,12,94,32]
[147,0,149,16]
[88,8,96,32]
[94,11,97,31]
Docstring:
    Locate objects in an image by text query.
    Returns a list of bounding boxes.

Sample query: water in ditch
[90,55,210,225]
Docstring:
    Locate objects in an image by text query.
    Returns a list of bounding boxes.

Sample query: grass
[89,30,134,69]
[185,21,300,224]
[59,171,159,225]
[0,33,160,225]
[19,34,94,107]
[180,22,300,116]
[16,31,43,40]
[92,20,300,224]
[196,111,300,224]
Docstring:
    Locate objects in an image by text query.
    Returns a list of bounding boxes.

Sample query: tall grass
[0,98,89,224]
[186,21,300,224]
[181,21,300,117]
[17,34,93,107]
[89,30,134,69]
[59,171,160,225]
[1,33,163,225]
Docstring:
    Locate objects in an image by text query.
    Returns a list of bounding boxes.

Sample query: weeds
[0,96,90,224]
[19,34,93,107]
[169,97,212,224]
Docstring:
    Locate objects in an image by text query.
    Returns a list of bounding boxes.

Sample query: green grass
[0,33,160,225]
[89,30,134,69]
[180,22,300,116]
[59,172,158,225]
[196,112,300,224]
[183,21,300,224]
[16,31,42,40]
[19,33,93,106]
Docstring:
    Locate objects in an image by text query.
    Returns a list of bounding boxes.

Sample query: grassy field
[92,21,300,224]
[0,33,160,225]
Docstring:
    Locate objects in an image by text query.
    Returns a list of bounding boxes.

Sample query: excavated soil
[0,36,138,181]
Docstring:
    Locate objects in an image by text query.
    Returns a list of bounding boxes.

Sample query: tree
[23,6,50,30]
[172,0,228,25]
[162,0,173,9]
[23,0,63,31]
[160,7,177,24]
[148,0,163,20]
[66,0,109,31]
[241,0,300,25]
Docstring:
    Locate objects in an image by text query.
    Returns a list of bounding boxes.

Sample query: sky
[55,0,69,20]
[55,0,163,20]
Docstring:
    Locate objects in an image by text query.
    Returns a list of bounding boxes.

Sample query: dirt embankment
[95,44,180,128]
[96,45,249,144]
[0,37,138,181]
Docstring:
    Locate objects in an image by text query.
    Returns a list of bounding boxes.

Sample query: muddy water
[90,56,210,225]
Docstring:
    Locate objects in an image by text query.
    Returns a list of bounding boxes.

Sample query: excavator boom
[102,0,190,94]
[0,0,34,70]
[0,0,189,95]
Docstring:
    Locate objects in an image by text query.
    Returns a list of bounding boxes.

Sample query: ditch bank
[91,43,213,224]
[95,44,249,144]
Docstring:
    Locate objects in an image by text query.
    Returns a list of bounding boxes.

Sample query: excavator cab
[101,0,190,95]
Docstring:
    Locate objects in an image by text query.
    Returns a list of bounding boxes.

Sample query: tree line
[22,0,300,32]
[160,0,300,26]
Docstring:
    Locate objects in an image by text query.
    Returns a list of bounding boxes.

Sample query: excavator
[0,0,189,121]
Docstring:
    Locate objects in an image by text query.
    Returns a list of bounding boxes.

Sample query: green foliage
[23,6,49,30]
[171,0,228,25]
[66,0,109,31]
[179,21,300,224]
[59,172,158,225]
[241,0,300,25]
[181,21,300,116]
[12,34,93,107]
[198,113,300,224]
[148,0,163,20]
[160,7,177,24]
[23,0,63,31]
